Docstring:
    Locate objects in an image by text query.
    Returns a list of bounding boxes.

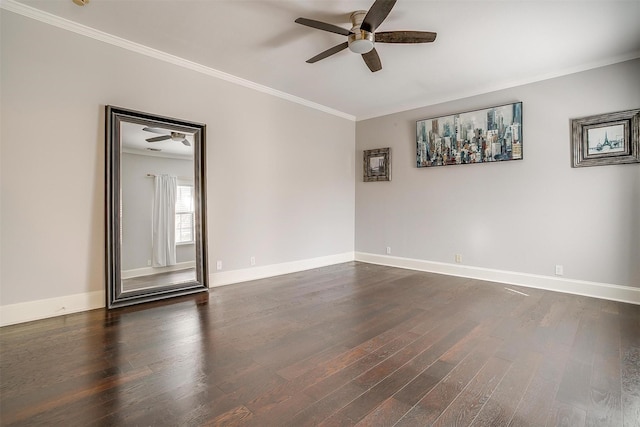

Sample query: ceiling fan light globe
[348,30,375,54]
[349,39,374,54]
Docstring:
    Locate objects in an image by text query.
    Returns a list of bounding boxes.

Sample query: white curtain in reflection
[152,174,177,267]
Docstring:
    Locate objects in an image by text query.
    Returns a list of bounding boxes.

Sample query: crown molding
[357,51,640,121]
[0,0,356,121]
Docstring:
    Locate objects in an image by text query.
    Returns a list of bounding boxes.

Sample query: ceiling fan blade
[142,127,169,135]
[295,18,350,36]
[361,0,397,33]
[362,48,382,72]
[306,42,349,63]
[146,135,171,143]
[181,139,191,147]
[375,31,437,43]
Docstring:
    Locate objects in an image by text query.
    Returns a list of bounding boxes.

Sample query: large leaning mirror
[106,106,208,308]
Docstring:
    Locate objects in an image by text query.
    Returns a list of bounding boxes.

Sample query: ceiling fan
[142,127,191,146]
[295,0,436,72]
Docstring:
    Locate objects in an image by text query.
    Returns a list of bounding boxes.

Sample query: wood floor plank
[470,351,541,426]
[586,353,623,426]
[547,402,586,427]
[255,308,464,422]
[432,355,511,426]
[622,391,640,427]
[619,310,640,427]
[206,405,254,426]
[320,319,479,425]
[394,336,502,426]
[508,339,572,426]
[508,374,557,427]
[245,322,413,418]
[354,397,412,427]
[276,344,352,381]
[288,382,368,427]
[0,366,154,425]
[301,328,424,402]
[556,356,593,410]
[392,359,456,408]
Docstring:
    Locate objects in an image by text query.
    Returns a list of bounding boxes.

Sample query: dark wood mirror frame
[106,106,208,309]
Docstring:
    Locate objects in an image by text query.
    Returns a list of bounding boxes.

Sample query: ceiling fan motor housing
[348,10,374,54]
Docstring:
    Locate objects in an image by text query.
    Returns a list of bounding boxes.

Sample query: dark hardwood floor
[1,262,639,426]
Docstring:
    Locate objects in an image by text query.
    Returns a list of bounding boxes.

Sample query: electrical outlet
[147,259,151,266]
[455,254,462,263]
[216,260,222,271]
[555,265,564,276]
[386,246,391,255]
[250,256,256,266]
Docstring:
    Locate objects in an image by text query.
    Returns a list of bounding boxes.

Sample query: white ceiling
[11,0,640,120]
[121,121,194,159]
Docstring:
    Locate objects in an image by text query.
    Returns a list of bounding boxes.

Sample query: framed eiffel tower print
[571,108,640,167]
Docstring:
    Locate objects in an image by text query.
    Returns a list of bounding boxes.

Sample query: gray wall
[0,10,355,306]
[356,58,640,288]
[1,6,637,316]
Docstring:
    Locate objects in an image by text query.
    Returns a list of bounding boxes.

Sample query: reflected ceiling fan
[295,0,436,72]
[143,127,191,146]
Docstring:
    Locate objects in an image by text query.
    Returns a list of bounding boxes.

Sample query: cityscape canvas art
[417,102,523,168]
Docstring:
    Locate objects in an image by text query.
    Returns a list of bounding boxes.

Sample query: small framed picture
[363,148,391,182]
[571,108,639,167]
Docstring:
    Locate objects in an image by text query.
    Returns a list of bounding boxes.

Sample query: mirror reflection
[120,122,197,292]
[106,106,208,309]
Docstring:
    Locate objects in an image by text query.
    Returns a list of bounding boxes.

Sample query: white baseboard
[0,252,356,326]
[0,290,105,327]
[209,252,355,288]
[355,252,640,305]
[121,261,196,279]
[4,251,634,327]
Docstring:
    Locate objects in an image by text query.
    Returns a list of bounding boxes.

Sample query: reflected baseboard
[122,261,196,279]
[122,268,197,293]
